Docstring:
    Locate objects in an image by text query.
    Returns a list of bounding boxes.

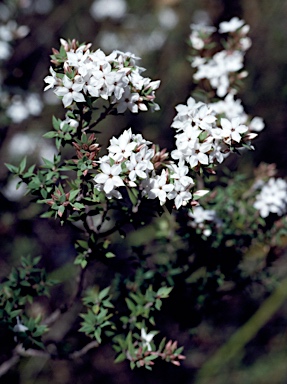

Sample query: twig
[68,340,99,359]
[0,339,100,377]
[77,103,85,139]
[97,219,128,238]
[15,345,50,359]
[195,275,287,382]
[43,265,87,328]
[0,355,20,378]
[74,266,86,301]
[89,104,114,129]
[43,308,62,327]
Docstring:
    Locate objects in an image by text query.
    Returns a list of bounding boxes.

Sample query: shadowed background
[1,0,287,383]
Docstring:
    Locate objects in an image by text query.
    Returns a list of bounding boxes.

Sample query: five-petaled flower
[94,163,124,194]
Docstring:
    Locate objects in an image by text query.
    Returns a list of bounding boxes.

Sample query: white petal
[63,93,73,107]
[73,92,85,103]
[94,173,109,183]
[104,179,115,193]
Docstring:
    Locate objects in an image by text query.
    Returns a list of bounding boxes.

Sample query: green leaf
[155,299,162,311]
[76,240,89,250]
[105,252,115,258]
[68,189,80,201]
[19,157,27,174]
[40,211,54,218]
[114,353,126,363]
[126,187,138,206]
[99,287,110,301]
[94,328,102,343]
[43,131,58,139]
[158,337,166,353]
[145,354,158,361]
[72,202,85,210]
[126,298,136,312]
[57,205,65,217]
[52,115,60,130]
[5,163,18,174]
[40,189,48,199]
[157,286,173,298]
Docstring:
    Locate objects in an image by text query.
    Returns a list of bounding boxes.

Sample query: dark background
[1,0,287,383]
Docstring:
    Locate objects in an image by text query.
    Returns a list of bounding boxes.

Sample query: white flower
[13,317,28,333]
[2,177,27,202]
[193,50,244,97]
[191,56,206,68]
[193,105,217,130]
[219,17,245,33]
[115,88,139,113]
[25,93,43,116]
[253,178,287,218]
[189,206,217,223]
[94,163,124,194]
[6,96,29,122]
[0,40,11,60]
[6,94,43,123]
[44,66,59,91]
[210,94,247,121]
[220,117,248,143]
[60,115,79,130]
[209,141,229,164]
[189,30,205,50]
[108,128,136,162]
[249,116,265,132]
[187,140,212,168]
[158,7,178,30]
[141,328,155,351]
[188,206,222,236]
[126,148,154,182]
[190,23,216,34]
[167,181,192,209]
[105,71,128,100]
[90,0,127,20]
[148,170,174,205]
[174,126,201,152]
[126,154,148,184]
[168,160,194,187]
[240,36,252,51]
[54,75,85,107]
[66,48,91,76]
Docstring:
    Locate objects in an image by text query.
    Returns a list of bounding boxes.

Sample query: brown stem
[43,265,87,328]
[77,103,85,139]
[74,266,86,301]
[97,219,128,238]
[89,104,114,129]
[15,345,50,358]
[0,355,20,378]
[68,340,99,359]
[0,339,100,376]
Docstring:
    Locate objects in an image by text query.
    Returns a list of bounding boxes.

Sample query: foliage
[0,256,54,349]
[1,5,287,383]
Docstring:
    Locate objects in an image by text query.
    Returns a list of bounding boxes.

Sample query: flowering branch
[3,16,274,375]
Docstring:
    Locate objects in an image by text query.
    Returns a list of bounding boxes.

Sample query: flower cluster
[190,17,251,97]
[188,205,222,237]
[90,0,127,21]
[0,4,37,125]
[211,94,265,133]
[44,39,160,112]
[0,19,29,61]
[253,178,287,218]
[6,93,43,124]
[94,128,194,208]
[170,96,251,170]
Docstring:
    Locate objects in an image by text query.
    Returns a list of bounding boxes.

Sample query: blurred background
[1,0,287,383]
